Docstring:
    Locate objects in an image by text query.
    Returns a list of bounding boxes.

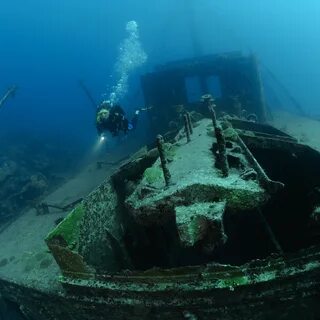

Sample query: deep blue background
[0,0,319,157]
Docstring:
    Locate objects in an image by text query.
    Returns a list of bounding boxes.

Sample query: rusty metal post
[201,94,228,176]
[201,93,214,107]
[209,105,218,129]
[156,135,171,186]
[186,112,193,135]
[184,114,191,143]
[201,94,217,128]
[215,125,229,177]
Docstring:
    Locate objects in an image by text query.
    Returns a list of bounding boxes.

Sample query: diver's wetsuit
[97,105,138,136]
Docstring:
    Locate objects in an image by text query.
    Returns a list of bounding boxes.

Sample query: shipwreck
[0,53,319,320]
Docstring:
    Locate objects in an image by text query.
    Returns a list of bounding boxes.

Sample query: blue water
[0,1,320,318]
[1,1,319,147]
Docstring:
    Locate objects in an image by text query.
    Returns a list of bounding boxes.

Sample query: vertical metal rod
[184,114,191,143]
[209,105,218,129]
[201,94,217,128]
[201,94,229,177]
[156,135,171,187]
[215,126,229,177]
[186,112,193,135]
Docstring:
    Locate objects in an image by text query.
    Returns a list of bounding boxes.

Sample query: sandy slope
[271,110,320,151]
[0,138,141,292]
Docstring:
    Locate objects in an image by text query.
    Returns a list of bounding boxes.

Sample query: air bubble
[106,20,147,105]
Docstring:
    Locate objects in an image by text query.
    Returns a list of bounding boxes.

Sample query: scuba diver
[96,100,142,138]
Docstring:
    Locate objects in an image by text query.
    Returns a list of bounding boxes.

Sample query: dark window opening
[206,75,222,98]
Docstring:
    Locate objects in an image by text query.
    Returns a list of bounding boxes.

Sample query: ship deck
[0,110,319,294]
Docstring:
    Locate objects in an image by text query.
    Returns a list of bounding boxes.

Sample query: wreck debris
[7,173,48,208]
[175,202,226,254]
[156,135,171,186]
[184,114,191,143]
[35,198,83,215]
[0,85,17,109]
[247,113,258,123]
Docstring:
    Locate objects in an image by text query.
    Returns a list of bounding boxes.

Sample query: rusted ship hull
[0,246,319,320]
